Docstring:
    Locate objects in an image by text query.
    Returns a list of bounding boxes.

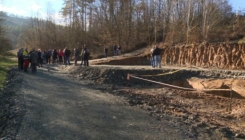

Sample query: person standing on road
[52,49,58,64]
[37,49,43,67]
[64,47,71,65]
[17,48,23,70]
[30,48,39,73]
[80,46,85,66]
[84,44,90,66]
[41,50,45,64]
[153,45,162,68]
[104,47,108,57]
[74,47,79,66]
[150,46,156,68]
[58,49,64,64]
[22,48,29,72]
[46,49,52,64]
[113,44,117,56]
[117,44,121,55]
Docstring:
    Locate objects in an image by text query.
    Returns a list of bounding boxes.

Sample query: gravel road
[13,64,190,140]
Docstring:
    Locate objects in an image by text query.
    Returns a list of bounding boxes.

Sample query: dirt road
[11,64,190,140]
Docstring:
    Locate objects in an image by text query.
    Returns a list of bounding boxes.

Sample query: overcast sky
[0,0,245,22]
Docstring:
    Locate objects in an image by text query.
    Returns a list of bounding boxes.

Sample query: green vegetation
[0,52,17,88]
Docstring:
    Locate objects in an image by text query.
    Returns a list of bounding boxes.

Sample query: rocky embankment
[161,43,245,70]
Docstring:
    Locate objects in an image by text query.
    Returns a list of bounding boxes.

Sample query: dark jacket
[65,49,71,57]
[152,47,162,56]
[30,51,38,64]
[84,48,90,60]
[53,50,58,59]
[74,48,79,57]
[37,51,41,59]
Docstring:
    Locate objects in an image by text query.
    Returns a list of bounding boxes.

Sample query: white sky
[0,0,245,20]
[0,0,64,23]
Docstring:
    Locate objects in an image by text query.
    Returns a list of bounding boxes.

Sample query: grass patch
[0,53,17,88]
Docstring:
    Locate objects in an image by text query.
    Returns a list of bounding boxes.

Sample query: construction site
[60,43,245,139]
[1,43,245,139]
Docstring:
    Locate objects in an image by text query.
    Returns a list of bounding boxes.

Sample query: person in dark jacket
[30,48,38,73]
[52,49,58,64]
[46,49,52,64]
[104,47,108,57]
[152,45,162,68]
[37,49,43,67]
[17,48,23,70]
[113,44,117,55]
[64,47,71,65]
[83,44,90,66]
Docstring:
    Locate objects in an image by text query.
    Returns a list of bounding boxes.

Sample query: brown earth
[161,43,245,70]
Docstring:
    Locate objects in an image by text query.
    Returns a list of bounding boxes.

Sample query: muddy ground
[1,64,245,139]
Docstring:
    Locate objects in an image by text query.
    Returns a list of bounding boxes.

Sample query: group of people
[17,44,163,73]
[103,44,122,58]
[17,44,91,73]
[17,48,40,73]
[150,45,163,68]
[41,48,71,65]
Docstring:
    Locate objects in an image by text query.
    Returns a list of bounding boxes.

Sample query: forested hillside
[1,0,245,55]
[3,14,30,50]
